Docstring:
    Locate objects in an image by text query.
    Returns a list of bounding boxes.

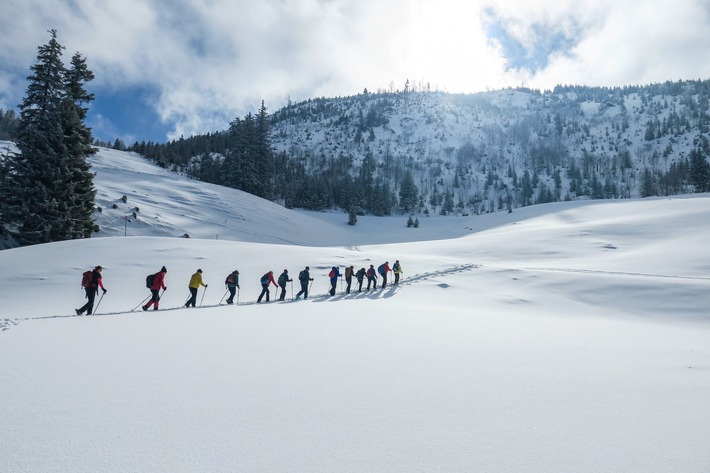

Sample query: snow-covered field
[1,145,709,472]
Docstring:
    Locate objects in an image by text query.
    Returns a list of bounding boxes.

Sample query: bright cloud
[1,0,709,140]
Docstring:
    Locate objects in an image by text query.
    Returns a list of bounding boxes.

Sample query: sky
[2,0,710,144]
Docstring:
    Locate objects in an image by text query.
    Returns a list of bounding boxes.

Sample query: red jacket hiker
[150,270,167,291]
[143,266,167,311]
[257,271,277,303]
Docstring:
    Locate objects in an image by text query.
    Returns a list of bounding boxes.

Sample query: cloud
[1,0,710,141]
[482,0,710,89]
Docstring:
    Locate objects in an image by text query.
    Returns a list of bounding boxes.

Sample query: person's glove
[237,285,240,289]
[102,288,107,294]
[205,284,208,288]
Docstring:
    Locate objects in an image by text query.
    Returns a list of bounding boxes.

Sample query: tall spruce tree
[689,136,710,192]
[63,52,98,238]
[398,170,418,213]
[2,30,97,245]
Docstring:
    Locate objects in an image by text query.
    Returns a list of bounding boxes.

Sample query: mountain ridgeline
[126,81,710,216]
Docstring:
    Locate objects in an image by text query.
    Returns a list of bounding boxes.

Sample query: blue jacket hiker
[329,266,340,296]
[366,265,377,290]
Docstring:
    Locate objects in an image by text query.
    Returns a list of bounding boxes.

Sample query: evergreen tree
[348,207,357,225]
[398,170,418,213]
[63,51,98,238]
[3,30,97,245]
[689,137,710,192]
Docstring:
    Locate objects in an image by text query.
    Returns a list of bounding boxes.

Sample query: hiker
[76,265,106,315]
[225,270,240,304]
[295,266,314,300]
[355,267,366,292]
[393,260,403,284]
[328,266,341,296]
[185,269,207,308]
[378,261,392,288]
[257,271,278,303]
[344,265,354,294]
[143,266,167,311]
[366,264,378,290]
[277,269,292,301]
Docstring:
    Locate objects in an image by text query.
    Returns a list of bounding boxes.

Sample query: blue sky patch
[483,9,580,73]
[87,85,172,144]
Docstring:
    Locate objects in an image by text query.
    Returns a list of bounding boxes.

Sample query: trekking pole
[131,295,151,312]
[237,287,240,305]
[93,291,105,314]
[290,281,294,301]
[219,288,229,304]
[199,286,207,307]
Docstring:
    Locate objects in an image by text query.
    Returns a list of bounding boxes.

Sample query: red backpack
[81,270,93,288]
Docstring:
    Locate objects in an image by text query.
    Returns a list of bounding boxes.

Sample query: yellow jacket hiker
[186,269,208,308]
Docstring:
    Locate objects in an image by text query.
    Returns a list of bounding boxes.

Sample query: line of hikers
[75,260,403,314]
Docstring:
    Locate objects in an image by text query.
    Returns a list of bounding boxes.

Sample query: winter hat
[161,266,167,272]
[284,269,288,273]
[197,269,202,273]
[306,266,310,270]
[95,265,103,270]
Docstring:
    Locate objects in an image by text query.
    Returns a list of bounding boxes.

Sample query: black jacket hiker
[278,270,292,301]
[295,267,314,300]
[76,266,106,315]
[225,270,240,304]
[355,268,366,292]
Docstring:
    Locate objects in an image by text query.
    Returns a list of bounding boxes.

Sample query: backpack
[146,273,155,288]
[367,268,374,277]
[299,270,307,282]
[329,269,335,278]
[81,270,93,288]
[260,273,269,285]
[278,273,287,286]
[378,264,385,275]
[225,274,234,285]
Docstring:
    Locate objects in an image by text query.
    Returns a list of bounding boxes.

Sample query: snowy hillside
[1,148,710,472]
[270,84,710,214]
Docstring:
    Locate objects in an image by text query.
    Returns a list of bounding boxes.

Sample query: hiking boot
[75,309,81,315]
[142,305,148,311]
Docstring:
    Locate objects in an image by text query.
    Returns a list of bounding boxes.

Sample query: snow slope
[1,147,709,472]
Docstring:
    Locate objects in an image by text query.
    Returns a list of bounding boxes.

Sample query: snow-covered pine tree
[2,30,97,246]
[689,136,710,192]
[398,171,418,213]
[63,51,97,239]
